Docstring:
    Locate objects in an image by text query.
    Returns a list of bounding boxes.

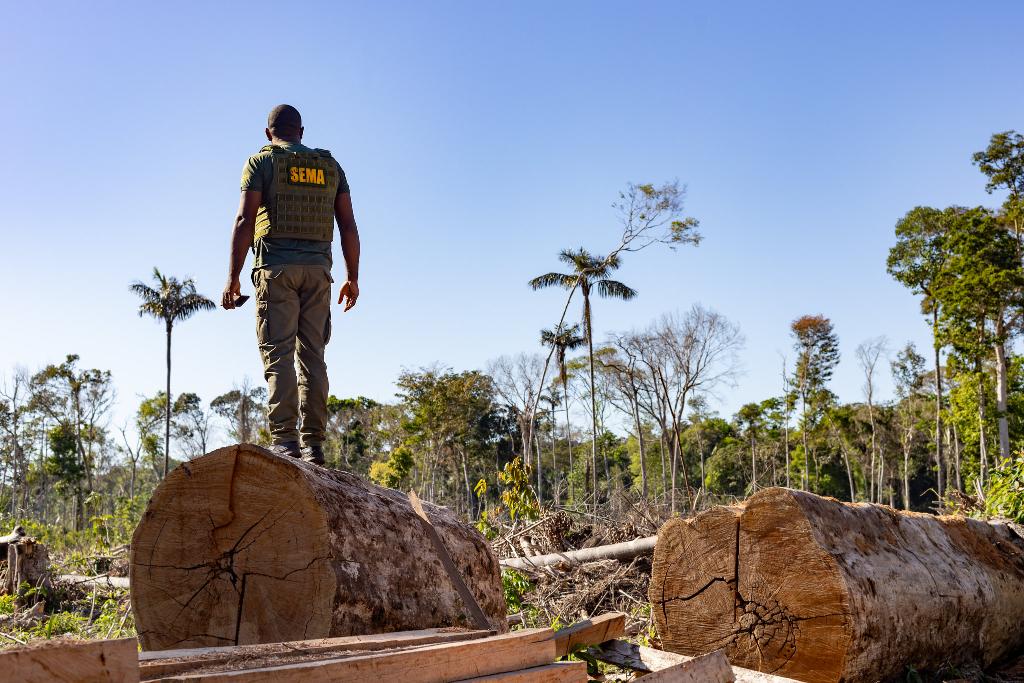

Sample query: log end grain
[651,487,1024,683]
[651,490,854,683]
[130,444,506,651]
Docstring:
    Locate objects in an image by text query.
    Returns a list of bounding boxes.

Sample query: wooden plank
[640,650,733,682]
[154,627,555,683]
[0,637,139,683]
[549,612,626,657]
[453,661,587,682]
[589,640,800,683]
[140,629,493,679]
[408,490,491,630]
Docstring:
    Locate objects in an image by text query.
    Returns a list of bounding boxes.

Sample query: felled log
[650,487,1024,683]
[58,574,131,590]
[500,536,657,571]
[130,443,506,651]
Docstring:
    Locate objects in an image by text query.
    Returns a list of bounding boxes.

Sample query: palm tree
[131,268,215,477]
[530,249,636,509]
[540,323,585,503]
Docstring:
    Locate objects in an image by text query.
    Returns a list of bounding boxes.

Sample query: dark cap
[268,104,302,130]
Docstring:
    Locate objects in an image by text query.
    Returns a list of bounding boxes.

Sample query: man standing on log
[221,104,361,465]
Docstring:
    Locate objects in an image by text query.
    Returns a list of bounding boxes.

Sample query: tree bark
[583,286,599,512]
[978,365,989,483]
[932,310,944,497]
[164,323,172,478]
[994,337,1011,463]
[650,487,1024,683]
[564,387,574,504]
[130,444,506,651]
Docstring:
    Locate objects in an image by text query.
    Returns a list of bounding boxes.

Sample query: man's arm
[335,192,361,312]
[222,190,262,309]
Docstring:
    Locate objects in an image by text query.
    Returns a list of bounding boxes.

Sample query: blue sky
[1,1,1021,443]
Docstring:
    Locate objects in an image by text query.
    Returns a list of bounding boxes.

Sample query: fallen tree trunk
[500,536,656,571]
[130,444,506,651]
[58,574,131,590]
[650,487,1024,683]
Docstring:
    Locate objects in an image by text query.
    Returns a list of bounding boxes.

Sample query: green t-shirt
[240,141,351,270]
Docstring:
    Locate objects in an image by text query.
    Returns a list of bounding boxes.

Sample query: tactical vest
[254,145,339,242]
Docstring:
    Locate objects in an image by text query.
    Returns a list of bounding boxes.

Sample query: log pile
[650,487,1024,683]
[130,444,506,650]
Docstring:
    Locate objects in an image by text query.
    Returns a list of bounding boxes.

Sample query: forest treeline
[1,131,1023,532]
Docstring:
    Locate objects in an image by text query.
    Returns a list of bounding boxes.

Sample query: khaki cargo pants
[253,265,332,446]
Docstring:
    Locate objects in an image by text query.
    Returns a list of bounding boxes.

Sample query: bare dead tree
[487,353,546,502]
[633,306,744,512]
[856,336,889,503]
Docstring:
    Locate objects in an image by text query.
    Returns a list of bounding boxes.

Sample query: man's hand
[222,278,242,309]
[339,280,359,312]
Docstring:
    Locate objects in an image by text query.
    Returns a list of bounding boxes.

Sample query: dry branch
[500,536,656,571]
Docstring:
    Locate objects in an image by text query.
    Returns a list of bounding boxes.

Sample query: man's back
[221,105,361,465]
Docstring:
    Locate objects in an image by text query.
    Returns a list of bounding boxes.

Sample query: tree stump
[130,444,506,651]
[650,487,1024,683]
[4,534,51,599]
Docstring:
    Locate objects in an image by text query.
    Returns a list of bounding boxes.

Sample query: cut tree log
[0,637,139,683]
[139,627,493,679]
[500,536,657,571]
[650,487,1024,683]
[150,627,555,683]
[130,444,506,651]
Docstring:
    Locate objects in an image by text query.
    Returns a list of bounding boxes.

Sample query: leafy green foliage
[984,453,1024,523]
[498,457,539,521]
[368,444,414,489]
[501,568,532,614]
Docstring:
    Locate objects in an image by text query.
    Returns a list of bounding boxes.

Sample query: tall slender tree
[530,249,637,508]
[856,336,889,502]
[790,315,840,491]
[888,207,949,496]
[933,207,1024,477]
[540,323,585,501]
[131,268,215,477]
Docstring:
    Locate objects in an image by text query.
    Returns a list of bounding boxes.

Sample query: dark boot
[301,443,325,466]
[269,441,301,458]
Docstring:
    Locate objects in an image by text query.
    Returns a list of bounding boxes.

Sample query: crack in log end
[131,446,336,650]
[653,576,732,607]
[234,573,248,645]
